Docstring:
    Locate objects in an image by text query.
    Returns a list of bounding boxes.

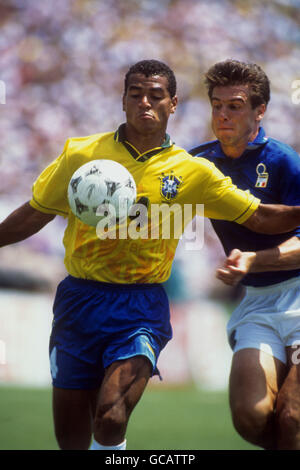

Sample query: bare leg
[93,356,152,446]
[276,346,300,449]
[229,348,286,449]
[52,387,99,450]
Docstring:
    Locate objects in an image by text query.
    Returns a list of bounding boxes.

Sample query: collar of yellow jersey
[114,123,173,162]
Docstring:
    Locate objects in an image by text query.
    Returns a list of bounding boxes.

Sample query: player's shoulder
[188,139,219,157]
[171,143,210,163]
[265,136,300,162]
[65,131,115,153]
[170,144,220,175]
[172,142,217,161]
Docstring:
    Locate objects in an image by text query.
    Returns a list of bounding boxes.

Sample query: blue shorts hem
[51,380,102,390]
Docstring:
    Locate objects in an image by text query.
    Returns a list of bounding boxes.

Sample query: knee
[276,404,300,441]
[231,398,274,442]
[55,430,91,450]
[94,402,126,434]
[55,432,71,450]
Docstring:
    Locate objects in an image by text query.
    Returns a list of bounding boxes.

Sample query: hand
[216,249,256,286]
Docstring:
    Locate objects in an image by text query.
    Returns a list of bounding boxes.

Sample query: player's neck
[221,128,259,159]
[124,124,167,154]
[221,141,248,159]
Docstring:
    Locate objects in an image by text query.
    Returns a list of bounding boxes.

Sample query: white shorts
[227,276,300,364]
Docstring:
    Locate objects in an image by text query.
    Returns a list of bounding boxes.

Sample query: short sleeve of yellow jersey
[186,156,260,224]
[29,140,70,217]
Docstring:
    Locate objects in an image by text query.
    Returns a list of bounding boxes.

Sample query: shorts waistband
[245,276,300,296]
[66,275,163,291]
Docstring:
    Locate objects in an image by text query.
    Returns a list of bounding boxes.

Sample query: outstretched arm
[216,236,300,286]
[0,201,56,248]
[242,203,300,234]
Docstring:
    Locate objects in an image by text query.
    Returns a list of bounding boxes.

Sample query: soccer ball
[67,159,137,227]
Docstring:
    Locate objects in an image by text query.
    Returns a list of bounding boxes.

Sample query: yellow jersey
[30,124,260,284]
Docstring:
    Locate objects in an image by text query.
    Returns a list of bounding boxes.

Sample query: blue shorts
[49,275,172,389]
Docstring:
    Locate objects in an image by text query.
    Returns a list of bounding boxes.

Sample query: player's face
[211,85,265,156]
[123,74,177,136]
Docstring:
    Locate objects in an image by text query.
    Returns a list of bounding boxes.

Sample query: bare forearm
[250,236,300,272]
[216,236,300,286]
[244,204,300,235]
[0,201,56,247]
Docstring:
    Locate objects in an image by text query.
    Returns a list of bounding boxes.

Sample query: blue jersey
[189,127,300,287]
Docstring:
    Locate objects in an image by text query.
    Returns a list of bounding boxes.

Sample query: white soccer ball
[67,159,137,227]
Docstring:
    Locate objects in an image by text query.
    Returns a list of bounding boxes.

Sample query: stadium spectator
[190,59,300,450]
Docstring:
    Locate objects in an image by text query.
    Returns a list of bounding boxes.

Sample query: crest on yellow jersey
[159,171,183,201]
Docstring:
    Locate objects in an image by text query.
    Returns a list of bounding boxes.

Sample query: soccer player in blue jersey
[2,60,300,451]
[190,59,300,450]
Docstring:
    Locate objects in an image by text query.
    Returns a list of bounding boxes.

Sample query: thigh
[52,386,99,450]
[275,347,300,448]
[93,356,152,445]
[276,346,300,415]
[229,348,286,413]
[97,356,152,415]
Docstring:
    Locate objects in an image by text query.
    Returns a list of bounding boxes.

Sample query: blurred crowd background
[0,0,299,387]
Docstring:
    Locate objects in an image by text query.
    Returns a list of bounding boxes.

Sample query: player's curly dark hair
[124,59,177,98]
[205,59,270,108]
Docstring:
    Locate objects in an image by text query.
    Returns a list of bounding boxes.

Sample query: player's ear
[170,95,178,114]
[256,103,266,122]
[122,94,126,112]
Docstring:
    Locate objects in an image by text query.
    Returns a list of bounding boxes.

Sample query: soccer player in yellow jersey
[1,60,300,450]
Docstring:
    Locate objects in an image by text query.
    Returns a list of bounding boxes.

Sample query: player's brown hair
[205,60,270,109]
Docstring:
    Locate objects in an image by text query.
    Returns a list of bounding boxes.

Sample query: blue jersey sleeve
[277,147,300,237]
[278,151,300,203]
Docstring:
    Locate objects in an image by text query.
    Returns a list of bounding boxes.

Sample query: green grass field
[0,384,258,450]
